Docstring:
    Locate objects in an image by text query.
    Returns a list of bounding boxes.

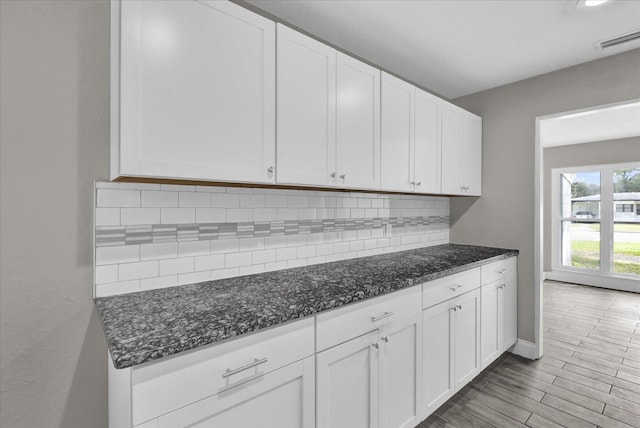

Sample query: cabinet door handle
[371,311,394,323]
[450,306,457,312]
[372,342,380,349]
[457,305,462,310]
[415,181,421,186]
[381,336,390,343]
[450,285,463,292]
[498,268,510,274]
[222,357,268,378]
[330,172,336,178]
[218,372,265,393]
[339,174,346,180]
[267,166,274,176]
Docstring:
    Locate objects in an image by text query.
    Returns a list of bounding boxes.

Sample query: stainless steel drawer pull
[222,357,268,379]
[371,311,394,323]
[219,372,265,393]
[450,285,463,292]
[498,268,510,274]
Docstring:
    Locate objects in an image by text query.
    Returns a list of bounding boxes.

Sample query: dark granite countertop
[96,243,518,369]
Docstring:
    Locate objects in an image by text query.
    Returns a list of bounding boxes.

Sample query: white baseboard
[510,339,539,360]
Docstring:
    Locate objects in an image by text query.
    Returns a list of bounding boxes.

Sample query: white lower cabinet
[480,257,518,369]
[316,312,422,428]
[316,331,379,428]
[156,357,315,428]
[422,267,482,419]
[112,258,518,428]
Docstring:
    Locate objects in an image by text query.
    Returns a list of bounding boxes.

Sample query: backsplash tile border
[94,182,450,297]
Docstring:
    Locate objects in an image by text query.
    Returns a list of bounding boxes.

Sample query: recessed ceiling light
[577,0,610,8]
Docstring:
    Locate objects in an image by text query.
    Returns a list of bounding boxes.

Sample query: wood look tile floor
[418,281,640,428]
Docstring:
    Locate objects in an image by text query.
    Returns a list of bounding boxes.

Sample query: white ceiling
[244,0,640,99]
[540,100,640,147]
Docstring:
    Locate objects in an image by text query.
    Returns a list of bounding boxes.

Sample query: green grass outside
[571,240,640,256]
[586,223,640,233]
[571,254,640,275]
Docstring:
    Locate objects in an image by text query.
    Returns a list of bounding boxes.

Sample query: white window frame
[549,161,640,293]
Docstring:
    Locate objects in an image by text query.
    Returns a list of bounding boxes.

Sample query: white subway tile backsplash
[227,208,253,223]
[95,208,120,226]
[119,261,159,281]
[211,193,240,208]
[159,257,194,276]
[161,208,195,224]
[297,245,316,259]
[161,184,195,192]
[252,249,276,264]
[178,271,211,285]
[211,267,239,280]
[194,254,225,271]
[287,195,307,208]
[276,247,297,262]
[211,239,240,255]
[121,208,160,225]
[195,208,226,223]
[119,182,160,191]
[96,245,139,265]
[178,241,210,257]
[97,189,139,207]
[239,264,265,275]
[96,280,140,297]
[95,265,118,284]
[225,252,252,268]
[240,194,265,208]
[141,275,178,291]
[179,192,211,207]
[95,182,450,296]
[142,191,178,208]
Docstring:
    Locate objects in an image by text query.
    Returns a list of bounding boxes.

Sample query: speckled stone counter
[96,243,518,369]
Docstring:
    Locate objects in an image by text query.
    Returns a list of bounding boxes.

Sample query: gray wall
[451,49,640,344]
[1,1,110,427]
[543,137,640,271]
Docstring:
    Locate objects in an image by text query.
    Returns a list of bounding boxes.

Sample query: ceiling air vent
[598,30,640,49]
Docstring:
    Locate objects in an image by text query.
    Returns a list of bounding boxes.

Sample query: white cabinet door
[453,289,481,389]
[414,88,441,195]
[316,331,379,428]
[277,24,336,186]
[462,113,482,196]
[114,0,276,183]
[422,300,454,417]
[157,357,315,428]
[381,72,415,192]
[440,103,463,195]
[501,277,518,353]
[336,53,381,190]
[379,313,422,428]
[480,281,500,370]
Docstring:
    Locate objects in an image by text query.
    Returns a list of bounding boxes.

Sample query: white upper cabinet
[381,74,445,195]
[441,103,464,195]
[276,24,336,186]
[112,0,276,183]
[462,113,482,196]
[414,89,442,194]
[336,53,381,190]
[381,73,415,192]
[441,103,482,196]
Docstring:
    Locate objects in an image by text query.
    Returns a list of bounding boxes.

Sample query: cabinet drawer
[131,317,314,425]
[316,285,421,352]
[481,257,517,285]
[422,268,480,309]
